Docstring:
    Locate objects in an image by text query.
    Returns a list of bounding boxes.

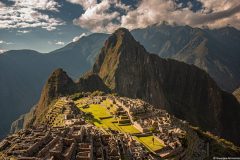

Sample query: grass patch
[76,102,140,134]
[134,136,165,152]
[118,125,140,134]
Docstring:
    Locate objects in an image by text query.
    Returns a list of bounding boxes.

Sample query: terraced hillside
[2,94,240,159]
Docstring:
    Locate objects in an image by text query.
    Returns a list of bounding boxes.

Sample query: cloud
[66,0,97,10]
[120,0,240,30]
[0,40,14,45]
[70,0,240,32]
[72,33,87,42]
[56,41,65,45]
[0,0,64,31]
[17,30,31,34]
[191,4,240,25]
[72,0,130,32]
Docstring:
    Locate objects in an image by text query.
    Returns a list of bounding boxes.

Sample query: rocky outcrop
[35,69,110,116]
[93,28,240,145]
[77,72,110,93]
[233,87,240,102]
[35,68,76,117]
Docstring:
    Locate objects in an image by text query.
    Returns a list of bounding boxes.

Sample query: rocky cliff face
[93,28,240,145]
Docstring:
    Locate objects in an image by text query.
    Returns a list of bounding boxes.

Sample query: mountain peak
[34,68,75,118]
[51,68,67,77]
[33,68,110,125]
[114,27,132,36]
[103,27,136,50]
[93,28,147,88]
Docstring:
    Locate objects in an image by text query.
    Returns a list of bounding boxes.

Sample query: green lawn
[75,98,165,152]
[81,104,112,117]
[134,136,165,152]
[118,125,140,133]
[77,103,140,134]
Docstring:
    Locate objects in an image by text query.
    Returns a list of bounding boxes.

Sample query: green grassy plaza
[134,136,165,152]
[75,98,164,152]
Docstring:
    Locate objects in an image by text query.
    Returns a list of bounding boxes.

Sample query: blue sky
[0,0,239,53]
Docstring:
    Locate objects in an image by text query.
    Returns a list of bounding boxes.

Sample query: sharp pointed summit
[35,68,76,117]
[93,27,148,89]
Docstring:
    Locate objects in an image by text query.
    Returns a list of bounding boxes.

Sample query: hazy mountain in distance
[0,33,108,138]
[131,24,240,92]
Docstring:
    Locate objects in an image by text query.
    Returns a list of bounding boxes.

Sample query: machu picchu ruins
[2,93,235,160]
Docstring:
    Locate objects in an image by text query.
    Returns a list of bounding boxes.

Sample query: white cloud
[17,30,31,34]
[0,40,13,45]
[70,0,240,33]
[66,0,97,10]
[56,41,65,45]
[72,0,130,33]
[120,0,240,30]
[72,33,87,42]
[0,0,64,31]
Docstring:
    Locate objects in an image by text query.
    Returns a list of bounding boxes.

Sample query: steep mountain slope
[93,28,240,145]
[26,68,109,127]
[233,87,240,102]
[131,24,240,91]
[0,33,108,138]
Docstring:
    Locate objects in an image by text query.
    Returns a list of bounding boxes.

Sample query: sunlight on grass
[76,101,140,134]
[75,98,165,153]
[134,136,165,152]
[118,125,140,134]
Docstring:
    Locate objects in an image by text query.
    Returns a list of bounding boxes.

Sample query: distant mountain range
[1,24,240,138]
[131,25,240,92]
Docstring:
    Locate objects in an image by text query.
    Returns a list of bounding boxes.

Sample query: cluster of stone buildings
[0,95,159,160]
[0,95,189,159]
[0,123,159,159]
[44,97,82,127]
[107,96,186,158]
[77,95,187,158]
[75,95,188,158]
